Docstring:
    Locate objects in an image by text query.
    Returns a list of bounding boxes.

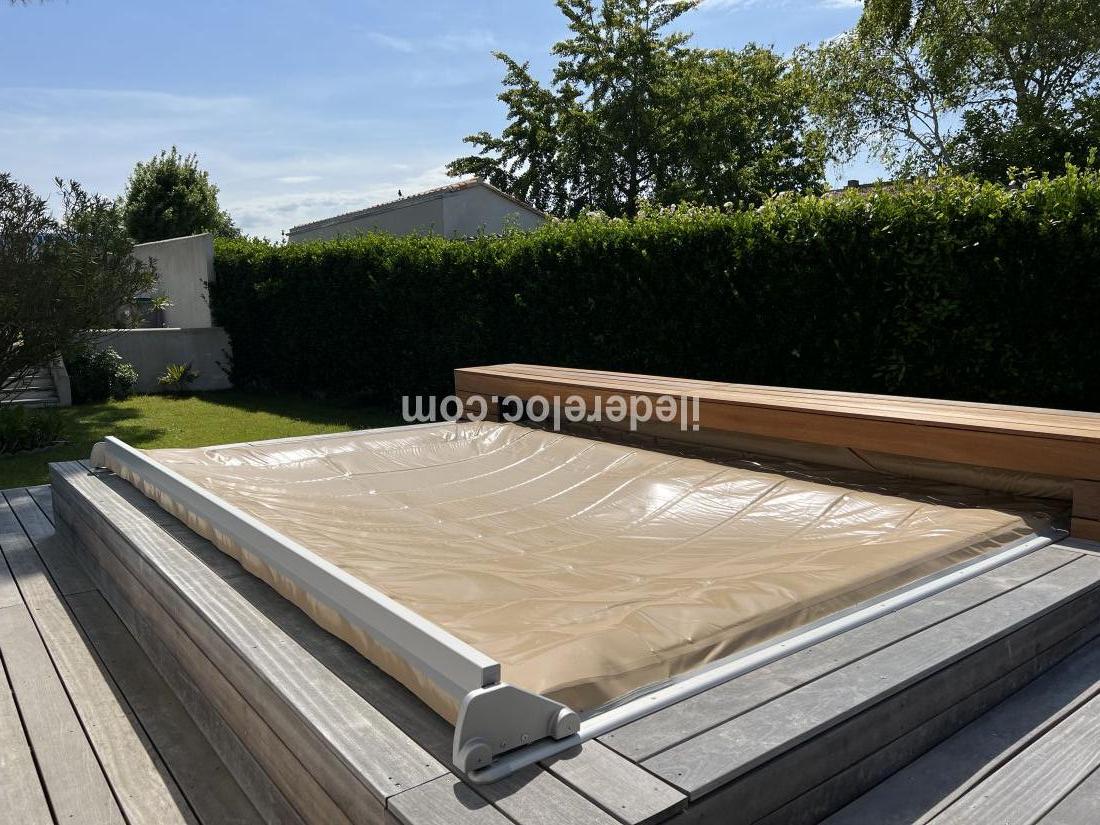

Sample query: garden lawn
[0,390,401,489]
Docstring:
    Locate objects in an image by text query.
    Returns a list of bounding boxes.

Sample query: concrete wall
[443,185,546,236]
[290,198,445,242]
[133,233,215,328]
[98,328,232,393]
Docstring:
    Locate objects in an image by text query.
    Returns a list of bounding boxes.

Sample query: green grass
[0,391,401,489]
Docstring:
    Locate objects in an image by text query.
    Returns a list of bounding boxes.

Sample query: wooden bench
[455,364,1100,539]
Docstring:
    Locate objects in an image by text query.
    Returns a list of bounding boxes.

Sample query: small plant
[158,362,199,393]
[66,346,139,403]
[0,407,65,456]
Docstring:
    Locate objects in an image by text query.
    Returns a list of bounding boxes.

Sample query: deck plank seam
[0,538,129,823]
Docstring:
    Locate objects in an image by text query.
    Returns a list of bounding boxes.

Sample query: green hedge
[212,169,1100,410]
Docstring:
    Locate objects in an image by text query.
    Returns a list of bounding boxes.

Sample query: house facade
[286,178,546,243]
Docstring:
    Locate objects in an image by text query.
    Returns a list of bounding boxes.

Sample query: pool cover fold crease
[94,421,1058,727]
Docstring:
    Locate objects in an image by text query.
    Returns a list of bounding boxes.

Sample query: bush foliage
[66,347,139,404]
[212,169,1100,411]
[0,407,64,456]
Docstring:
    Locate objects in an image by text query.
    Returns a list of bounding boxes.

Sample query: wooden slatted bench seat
[455,364,1100,539]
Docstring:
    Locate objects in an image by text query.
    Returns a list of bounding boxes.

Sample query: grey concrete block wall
[98,328,232,393]
[133,233,216,328]
[96,233,234,394]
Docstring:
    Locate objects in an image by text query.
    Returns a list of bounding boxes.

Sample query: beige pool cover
[115,422,1060,721]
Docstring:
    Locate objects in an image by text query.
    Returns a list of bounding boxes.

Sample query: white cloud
[364,32,415,53]
[819,0,862,7]
[362,29,496,54]
[276,175,322,184]
[684,0,765,11]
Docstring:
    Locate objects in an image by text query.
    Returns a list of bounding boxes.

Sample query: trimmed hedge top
[212,169,1100,410]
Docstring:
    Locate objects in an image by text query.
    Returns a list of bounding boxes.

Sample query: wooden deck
[6,466,1100,824]
[0,484,263,825]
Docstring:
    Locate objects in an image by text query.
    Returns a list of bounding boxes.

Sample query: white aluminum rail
[91,434,1064,782]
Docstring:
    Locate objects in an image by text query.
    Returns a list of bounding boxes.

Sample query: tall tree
[803,0,1100,177]
[449,0,825,216]
[1,173,157,396]
[121,148,239,243]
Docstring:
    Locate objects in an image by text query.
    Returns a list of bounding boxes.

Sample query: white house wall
[442,186,546,237]
[290,197,446,242]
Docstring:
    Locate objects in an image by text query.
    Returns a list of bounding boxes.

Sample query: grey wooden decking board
[55,483,362,825]
[82,465,683,825]
[4,488,95,595]
[1039,766,1100,825]
[53,462,448,810]
[541,742,686,825]
[477,764,623,825]
[58,512,309,825]
[820,633,1100,825]
[0,604,125,825]
[0,493,199,825]
[27,484,55,524]
[644,555,1100,799]
[221,571,455,764]
[94,472,247,580]
[68,589,266,825]
[930,683,1100,823]
[602,547,1082,762]
[387,776,516,825]
[754,625,1100,825]
[0,537,19,610]
[0,635,54,825]
[666,599,1100,825]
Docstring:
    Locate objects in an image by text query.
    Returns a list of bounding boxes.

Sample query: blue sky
[1,0,874,239]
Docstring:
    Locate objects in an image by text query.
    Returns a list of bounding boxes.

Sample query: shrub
[158,362,199,393]
[0,406,64,455]
[211,168,1100,411]
[67,347,139,404]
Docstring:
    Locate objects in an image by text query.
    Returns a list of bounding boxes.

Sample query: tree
[802,0,1100,177]
[448,0,825,216]
[1,173,157,398]
[657,46,826,207]
[121,148,238,243]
